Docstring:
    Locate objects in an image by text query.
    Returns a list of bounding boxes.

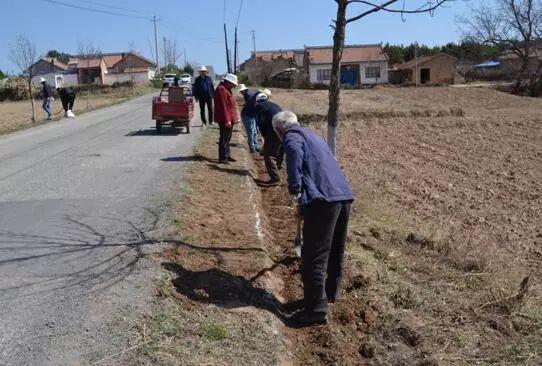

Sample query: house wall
[309,61,389,85]
[32,72,79,88]
[414,56,456,84]
[102,70,155,85]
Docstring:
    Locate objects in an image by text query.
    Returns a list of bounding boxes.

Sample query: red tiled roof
[307,44,388,64]
[254,50,302,62]
[76,58,103,68]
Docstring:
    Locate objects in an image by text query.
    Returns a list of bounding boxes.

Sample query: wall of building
[309,61,389,85]
[102,70,154,85]
[414,56,456,84]
[32,73,77,88]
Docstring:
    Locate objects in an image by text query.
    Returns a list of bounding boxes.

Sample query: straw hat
[238,84,248,92]
[199,65,208,72]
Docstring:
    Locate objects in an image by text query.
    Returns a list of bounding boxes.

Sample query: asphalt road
[0,94,202,365]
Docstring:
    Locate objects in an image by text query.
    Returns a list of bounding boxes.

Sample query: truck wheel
[156,121,162,134]
[186,124,190,134]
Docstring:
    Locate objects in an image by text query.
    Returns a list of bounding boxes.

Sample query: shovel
[293,206,303,258]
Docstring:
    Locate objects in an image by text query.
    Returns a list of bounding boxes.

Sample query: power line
[69,0,151,16]
[37,0,152,20]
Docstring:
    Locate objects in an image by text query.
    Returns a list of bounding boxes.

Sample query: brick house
[240,49,304,84]
[390,53,457,84]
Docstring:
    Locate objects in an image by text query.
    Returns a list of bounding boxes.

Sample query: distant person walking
[57,87,76,118]
[255,93,283,185]
[238,84,260,153]
[192,66,215,126]
[40,77,54,120]
[213,74,239,164]
[272,111,354,327]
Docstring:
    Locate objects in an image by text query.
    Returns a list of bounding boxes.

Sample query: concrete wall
[309,61,389,85]
[102,70,154,85]
[414,56,456,84]
[32,73,77,88]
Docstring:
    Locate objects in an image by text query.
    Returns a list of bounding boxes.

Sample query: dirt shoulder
[0,85,156,135]
[137,126,287,365]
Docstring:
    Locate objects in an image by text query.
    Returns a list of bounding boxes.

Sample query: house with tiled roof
[28,52,156,87]
[390,53,457,84]
[305,44,389,86]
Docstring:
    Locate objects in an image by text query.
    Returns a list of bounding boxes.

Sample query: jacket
[58,87,75,99]
[241,90,258,118]
[283,126,354,207]
[255,99,282,147]
[213,82,238,124]
[192,75,214,100]
[42,83,53,99]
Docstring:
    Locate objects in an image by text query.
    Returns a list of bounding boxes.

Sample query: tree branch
[346,0,452,23]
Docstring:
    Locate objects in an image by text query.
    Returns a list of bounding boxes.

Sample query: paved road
[0,94,202,365]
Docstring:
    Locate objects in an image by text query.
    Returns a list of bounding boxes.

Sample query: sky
[0,0,482,75]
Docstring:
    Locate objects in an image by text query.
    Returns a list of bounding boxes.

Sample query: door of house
[420,68,431,84]
[340,65,358,86]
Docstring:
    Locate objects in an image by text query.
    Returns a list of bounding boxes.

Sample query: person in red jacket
[213,73,239,163]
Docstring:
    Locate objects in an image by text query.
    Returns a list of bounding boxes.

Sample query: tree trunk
[28,78,35,122]
[327,0,347,156]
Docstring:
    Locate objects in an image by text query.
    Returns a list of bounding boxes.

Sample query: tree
[162,38,181,68]
[327,0,452,156]
[461,0,542,96]
[45,50,71,64]
[77,41,101,110]
[184,62,194,76]
[0,69,6,79]
[8,34,38,122]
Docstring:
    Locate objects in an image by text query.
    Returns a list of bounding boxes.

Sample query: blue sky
[1,0,479,74]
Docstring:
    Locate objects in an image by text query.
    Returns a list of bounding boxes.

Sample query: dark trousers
[61,94,75,111]
[199,97,213,124]
[301,200,351,314]
[262,142,283,181]
[218,122,233,161]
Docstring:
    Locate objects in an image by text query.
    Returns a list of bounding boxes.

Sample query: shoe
[228,157,237,162]
[67,110,76,118]
[47,116,53,120]
[219,159,230,164]
[289,309,328,328]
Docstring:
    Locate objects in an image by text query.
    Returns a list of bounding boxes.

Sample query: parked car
[163,73,177,86]
[179,73,191,84]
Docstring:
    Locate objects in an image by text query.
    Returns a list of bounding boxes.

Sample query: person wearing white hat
[192,65,215,126]
[238,84,261,153]
[259,88,272,98]
[213,73,239,163]
[255,93,283,185]
[40,77,54,120]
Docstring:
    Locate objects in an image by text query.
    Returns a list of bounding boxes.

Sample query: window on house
[365,66,381,79]
[317,69,331,81]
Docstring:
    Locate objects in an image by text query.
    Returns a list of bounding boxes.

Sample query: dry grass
[0,85,156,135]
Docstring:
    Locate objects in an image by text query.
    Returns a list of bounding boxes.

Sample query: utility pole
[252,30,256,55]
[234,26,238,73]
[163,37,167,67]
[415,42,418,87]
[224,23,231,73]
[183,47,187,67]
[153,16,160,73]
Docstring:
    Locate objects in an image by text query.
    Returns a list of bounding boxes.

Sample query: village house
[240,49,304,85]
[305,44,389,86]
[28,52,156,88]
[390,53,458,84]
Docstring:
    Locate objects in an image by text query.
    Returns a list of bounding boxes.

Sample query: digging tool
[293,206,303,258]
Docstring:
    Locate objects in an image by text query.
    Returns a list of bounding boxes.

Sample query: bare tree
[8,34,38,122]
[77,41,101,110]
[128,43,138,96]
[327,0,452,156]
[162,38,181,68]
[461,0,542,96]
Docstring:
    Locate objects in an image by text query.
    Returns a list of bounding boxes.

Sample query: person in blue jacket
[238,84,260,153]
[40,77,54,120]
[272,111,354,327]
[255,93,283,185]
[192,66,215,126]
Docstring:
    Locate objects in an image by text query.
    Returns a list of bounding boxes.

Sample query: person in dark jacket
[192,66,215,126]
[255,94,283,185]
[238,84,260,153]
[40,77,54,120]
[56,87,76,117]
[213,73,239,163]
[272,111,354,327]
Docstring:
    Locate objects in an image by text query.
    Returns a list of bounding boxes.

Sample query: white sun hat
[255,92,268,102]
[199,65,208,72]
[39,77,46,83]
[238,84,248,92]
[224,73,238,86]
[259,88,272,97]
